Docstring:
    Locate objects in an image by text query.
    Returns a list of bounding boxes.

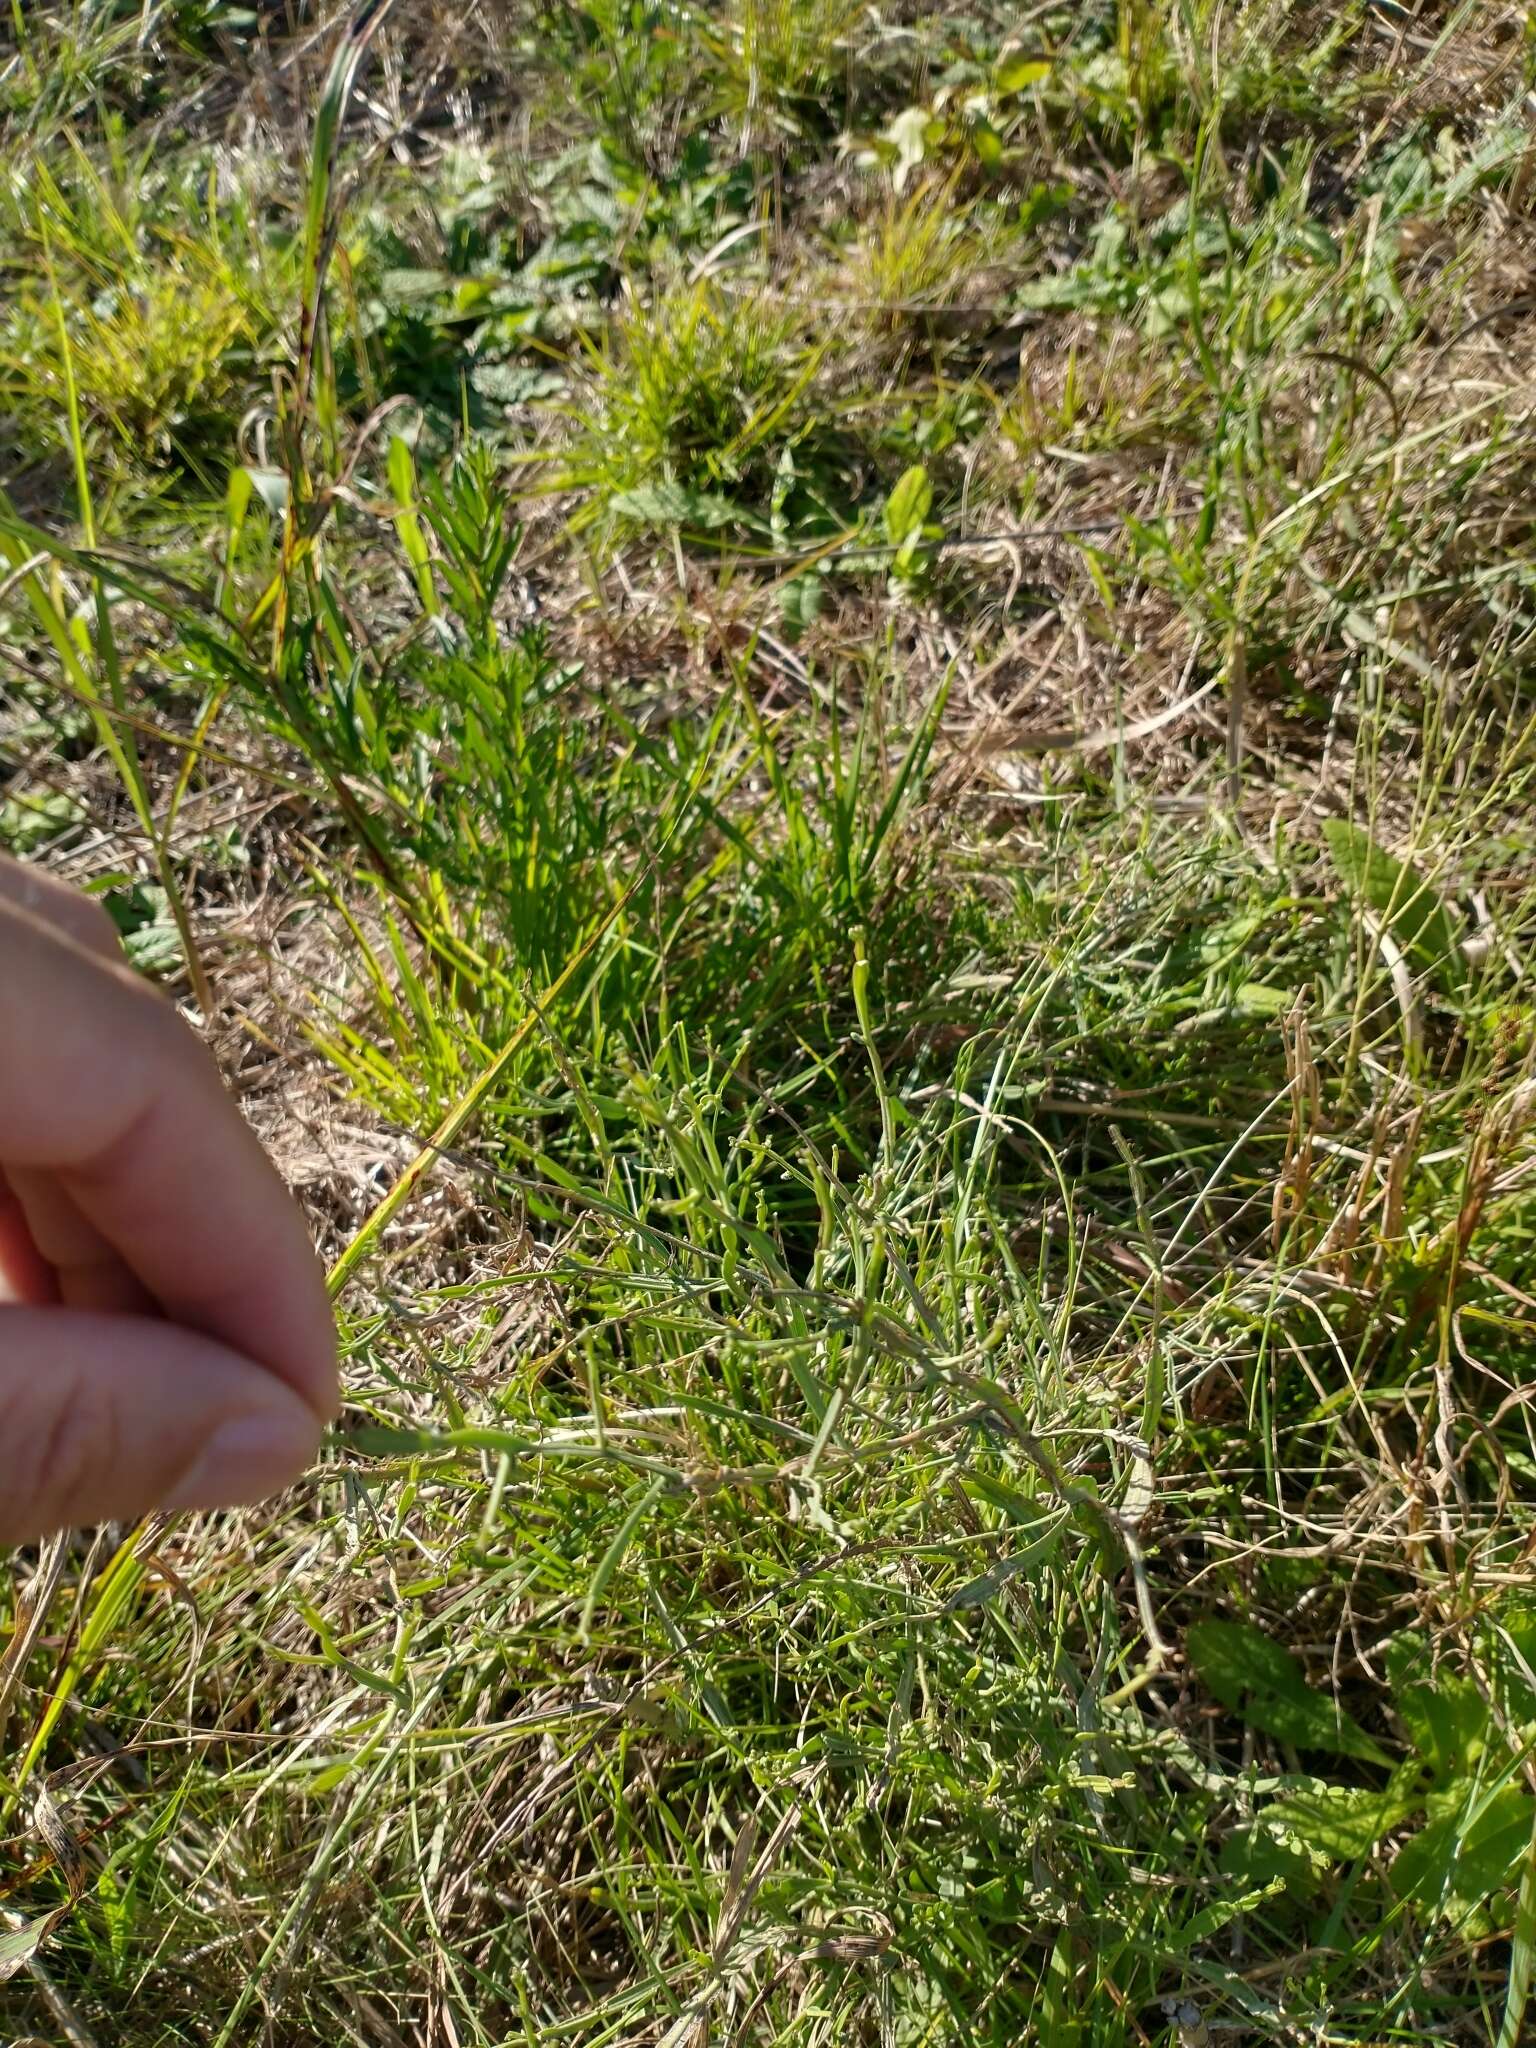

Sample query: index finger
[0,898,337,1419]
[0,849,123,959]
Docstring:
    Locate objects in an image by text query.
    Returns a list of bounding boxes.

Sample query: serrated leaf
[1219,1819,1322,1894]
[1187,1621,1391,1764]
[883,464,932,547]
[608,482,754,531]
[1264,1781,1413,1859]
[1322,819,1466,997]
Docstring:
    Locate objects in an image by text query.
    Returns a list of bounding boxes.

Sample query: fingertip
[161,1386,324,1514]
[0,854,124,962]
[282,1248,342,1424]
[0,1310,331,1540]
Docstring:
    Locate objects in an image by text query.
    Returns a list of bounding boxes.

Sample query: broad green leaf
[225,462,253,529]
[968,117,1004,169]
[451,277,501,317]
[1038,1931,1082,2044]
[105,881,183,977]
[1491,1600,1536,1723]
[1396,1676,1491,1782]
[470,363,567,405]
[385,433,417,510]
[1219,1820,1322,1894]
[97,1865,129,1965]
[1014,270,1107,312]
[608,482,754,531]
[1187,1621,1391,1764]
[1236,981,1294,1015]
[233,465,289,518]
[1264,1781,1414,1859]
[1392,1783,1536,1926]
[884,106,940,192]
[0,789,84,854]
[1018,181,1072,234]
[996,56,1051,93]
[883,465,933,548]
[780,572,823,638]
[1499,1803,1536,2048]
[1322,819,1466,997]
[962,1472,1047,1522]
[378,266,452,306]
[122,917,184,976]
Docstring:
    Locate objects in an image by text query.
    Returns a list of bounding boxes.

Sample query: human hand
[0,852,337,1541]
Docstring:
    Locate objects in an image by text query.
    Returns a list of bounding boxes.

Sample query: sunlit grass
[2,3,1536,2044]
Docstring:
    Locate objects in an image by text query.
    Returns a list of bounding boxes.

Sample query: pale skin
[0,851,338,1542]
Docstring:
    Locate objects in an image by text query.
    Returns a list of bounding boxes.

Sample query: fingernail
[163,1405,321,1513]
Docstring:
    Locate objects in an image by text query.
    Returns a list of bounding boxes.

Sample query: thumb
[0,1310,323,1541]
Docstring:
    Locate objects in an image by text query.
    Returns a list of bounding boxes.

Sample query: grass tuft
[3,2,1536,2043]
